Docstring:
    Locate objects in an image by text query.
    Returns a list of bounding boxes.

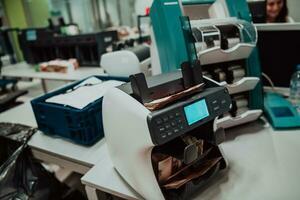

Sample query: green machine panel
[150,0,189,73]
[225,0,263,110]
[182,0,215,5]
[150,0,263,110]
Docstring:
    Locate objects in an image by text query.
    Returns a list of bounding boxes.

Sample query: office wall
[49,0,94,33]
[2,0,28,61]
[288,0,300,22]
[48,0,68,23]
[3,0,27,28]
[49,0,153,31]
[26,0,50,27]
[70,0,94,33]
[100,0,119,27]
[3,0,51,61]
[121,0,135,26]
[135,0,153,15]
[104,0,136,27]
[137,0,300,22]
[4,0,50,28]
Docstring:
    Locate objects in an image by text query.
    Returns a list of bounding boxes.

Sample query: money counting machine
[151,0,263,129]
[103,60,232,199]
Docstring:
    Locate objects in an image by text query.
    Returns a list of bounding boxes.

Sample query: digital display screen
[26,30,37,41]
[272,107,294,118]
[184,99,209,125]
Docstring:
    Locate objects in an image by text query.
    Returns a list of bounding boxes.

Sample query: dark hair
[267,0,289,22]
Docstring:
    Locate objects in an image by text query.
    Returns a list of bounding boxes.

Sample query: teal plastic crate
[31,75,128,146]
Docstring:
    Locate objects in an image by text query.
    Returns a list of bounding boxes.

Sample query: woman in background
[266,0,294,23]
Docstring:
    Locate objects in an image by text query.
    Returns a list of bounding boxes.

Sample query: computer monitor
[248,0,266,23]
[256,23,300,89]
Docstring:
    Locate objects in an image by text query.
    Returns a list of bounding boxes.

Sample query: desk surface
[2,62,105,81]
[255,23,300,31]
[2,96,300,199]
[82,143,143,200]
[0,102,104,173]
[82,120,300,200]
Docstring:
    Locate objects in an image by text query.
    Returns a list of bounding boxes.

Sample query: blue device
[264,92,300,129]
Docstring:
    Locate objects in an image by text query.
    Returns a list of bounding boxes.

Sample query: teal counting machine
[150,0,264,129]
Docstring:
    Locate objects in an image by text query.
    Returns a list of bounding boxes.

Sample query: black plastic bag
[0,123,67,200]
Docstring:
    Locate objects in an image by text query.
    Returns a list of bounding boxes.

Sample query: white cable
[262,72,275,92]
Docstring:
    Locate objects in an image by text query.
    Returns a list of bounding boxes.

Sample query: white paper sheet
[46,78,124,109]
[73,77,103,89]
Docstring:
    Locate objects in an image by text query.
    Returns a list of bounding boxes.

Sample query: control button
[173,129,179,134]
[171,122,176,127]
[175,112,180,117]
[221,100,226,104]
[169,114,174,119]
[167,132,173,136]
[161,134,167,139]
[163,116,169,122]
[213,106,220,111]
[212,100,218,105]
[156,118,163,125]
[177,119,182,123]
[179,125,184,130]
[159,127,165,132]
[165,124,171,129]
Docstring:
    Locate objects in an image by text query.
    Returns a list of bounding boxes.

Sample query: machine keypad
[156,118,163,125]
[163,116,169,122]
[150,87,232,145]
[212,100,218,104]
[155,112,186,140]
[213,106,220,111]
[159,126,165,132]
[210,97,229,115]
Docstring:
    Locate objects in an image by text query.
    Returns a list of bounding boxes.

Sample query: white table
[81,143,143,200]
[0,102,104,174]
[81,120,300,200]
[1,62,105,92]
[2,98,300,199]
